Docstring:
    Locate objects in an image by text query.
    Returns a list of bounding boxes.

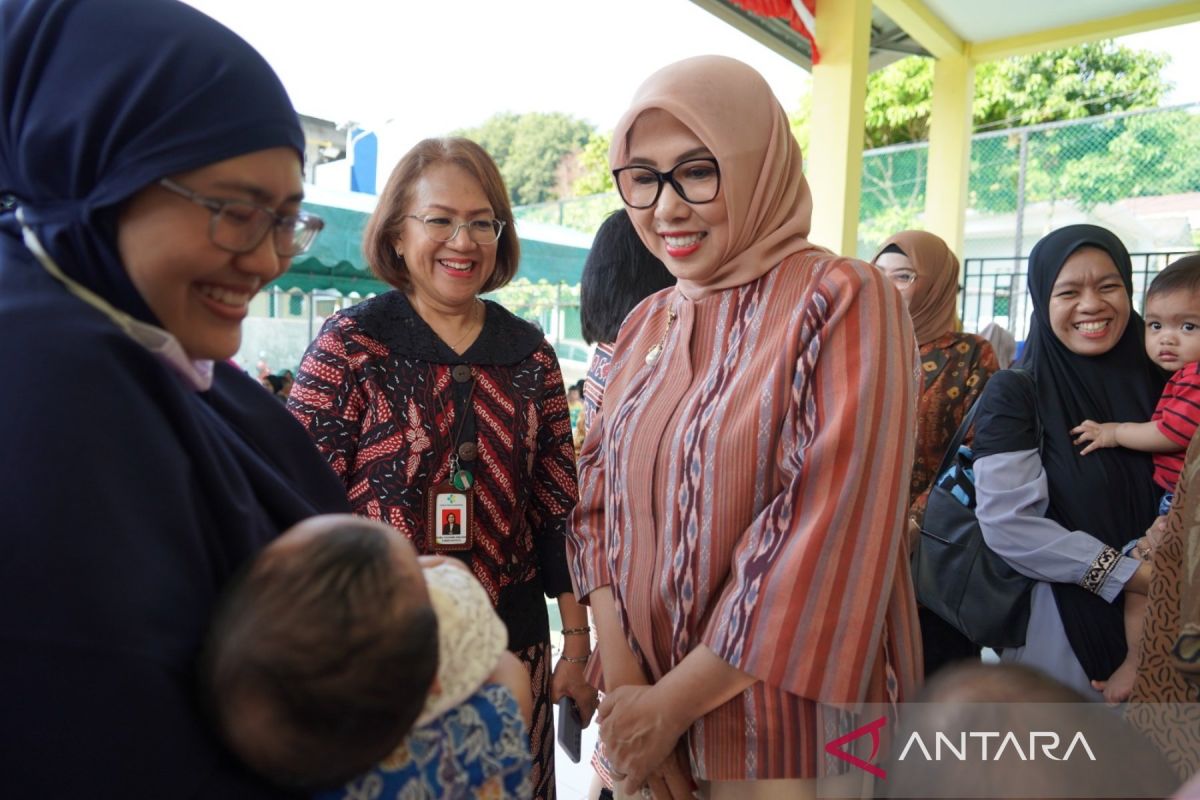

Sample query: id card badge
[426,482,473,551]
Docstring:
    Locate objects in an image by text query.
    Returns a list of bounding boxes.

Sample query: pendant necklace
[446,299,483,355]
[428,362,477,490]
[645,305,678,365]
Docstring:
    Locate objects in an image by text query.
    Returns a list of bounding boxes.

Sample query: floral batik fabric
[909,331,998,523]
[322,684,532,800]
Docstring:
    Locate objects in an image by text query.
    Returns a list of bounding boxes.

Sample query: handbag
[912,378,1036,649]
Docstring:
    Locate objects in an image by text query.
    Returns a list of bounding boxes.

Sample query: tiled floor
[548,615,601,799]
[553,701,601,799]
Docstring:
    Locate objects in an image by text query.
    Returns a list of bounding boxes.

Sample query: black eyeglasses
[611,157,721,209]
[159,178,324,257]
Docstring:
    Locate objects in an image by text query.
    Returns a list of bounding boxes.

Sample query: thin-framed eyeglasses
[404,214,505,245]
[611,157,721,209]
[883,270,918,288]
[158,178,324,257]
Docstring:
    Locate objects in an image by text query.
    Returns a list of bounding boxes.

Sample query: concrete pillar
[805,0,872,257]
[924,54,974,258]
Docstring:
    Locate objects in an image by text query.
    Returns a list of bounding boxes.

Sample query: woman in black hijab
[971,224,1162,698]
[0,0,351,795]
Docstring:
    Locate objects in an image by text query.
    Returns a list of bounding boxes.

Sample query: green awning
[272,202,390,294]
[275,257,392,294]
[513,236,590,285]
[273,200,591,295]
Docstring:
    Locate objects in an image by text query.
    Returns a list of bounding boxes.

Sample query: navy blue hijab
[0,1,349,795]
[1021,224,1166,680]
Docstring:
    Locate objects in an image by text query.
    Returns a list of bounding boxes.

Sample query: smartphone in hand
[556,696,582,763]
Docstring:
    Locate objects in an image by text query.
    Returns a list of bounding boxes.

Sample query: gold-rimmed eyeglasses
[404,214,505,245]
[159,178,324,257]
[884,271,918,288]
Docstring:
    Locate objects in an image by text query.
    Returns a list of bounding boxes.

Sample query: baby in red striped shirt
[1072,253,1200,702]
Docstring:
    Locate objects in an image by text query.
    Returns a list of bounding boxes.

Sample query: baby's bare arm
[1072,419,1181,455]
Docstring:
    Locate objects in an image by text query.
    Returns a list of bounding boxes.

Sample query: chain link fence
[524,104,1200,267]
[514,105,1200,350]
[858,103,1200,260]
[513,192,623,234]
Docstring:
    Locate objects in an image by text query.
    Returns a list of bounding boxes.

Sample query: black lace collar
[341,290,545,366]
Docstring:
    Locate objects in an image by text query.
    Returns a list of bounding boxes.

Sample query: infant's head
[1144,254,1200,371]
[202,515,438,790]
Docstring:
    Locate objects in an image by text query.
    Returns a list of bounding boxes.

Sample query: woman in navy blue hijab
[0,0,352,794]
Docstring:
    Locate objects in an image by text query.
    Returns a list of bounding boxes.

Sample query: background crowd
[1,1,1198,799]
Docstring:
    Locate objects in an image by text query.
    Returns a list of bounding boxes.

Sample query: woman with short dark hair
[577,209,675,440]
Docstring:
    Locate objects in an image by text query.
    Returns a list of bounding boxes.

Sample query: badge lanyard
[426,363,477,551]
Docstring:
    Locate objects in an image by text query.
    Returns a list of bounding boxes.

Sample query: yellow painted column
[806,0,872,257]
[924,54,974,258]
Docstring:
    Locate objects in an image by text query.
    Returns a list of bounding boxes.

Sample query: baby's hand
[1071,420,1119,455]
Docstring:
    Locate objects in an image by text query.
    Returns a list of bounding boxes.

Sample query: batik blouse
[909,331,998,522]
[288,292,578,651]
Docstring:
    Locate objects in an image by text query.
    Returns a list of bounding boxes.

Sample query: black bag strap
[935,392,983,478]
[933,368,1040,479]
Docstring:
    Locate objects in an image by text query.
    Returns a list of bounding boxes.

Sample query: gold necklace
[446,300,483,353]
[645,306,677,365]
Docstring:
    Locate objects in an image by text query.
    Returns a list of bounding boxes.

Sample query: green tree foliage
[1056,111,1200,207]
[861,56,935,149]
[834,41,1179,244]
[454,112,594,206]
[972,42,1167,134]
[792,41,1169,150]
[571,130,614,196]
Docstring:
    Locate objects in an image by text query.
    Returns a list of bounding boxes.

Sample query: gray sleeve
[974,449,1138,601]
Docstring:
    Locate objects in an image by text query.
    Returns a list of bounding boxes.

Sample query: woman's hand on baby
[1071,420,1119,455]
[598,684,689,795]
[1130,517,1168,563]
[551,658,598,725]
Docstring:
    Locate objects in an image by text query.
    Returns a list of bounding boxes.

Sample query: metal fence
[520,104,1200,266]
[961,250,1195,341]
[859,103,1200,260]
[513,192,622,234]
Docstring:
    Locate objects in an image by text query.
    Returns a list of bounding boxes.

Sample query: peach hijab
[608,55,818,297]
[873,230,960,345]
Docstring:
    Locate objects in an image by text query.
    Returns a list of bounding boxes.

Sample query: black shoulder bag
[912,380,1036,649]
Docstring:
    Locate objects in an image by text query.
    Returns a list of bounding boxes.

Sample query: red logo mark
[824,715,887,778]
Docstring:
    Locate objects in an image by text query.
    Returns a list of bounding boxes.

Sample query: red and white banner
[729,0,819,64]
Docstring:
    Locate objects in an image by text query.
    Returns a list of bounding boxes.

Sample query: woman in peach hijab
[873,231,999,677]
[566,56,922,799]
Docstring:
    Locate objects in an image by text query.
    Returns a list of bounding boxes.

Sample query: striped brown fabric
[567,251,922,779]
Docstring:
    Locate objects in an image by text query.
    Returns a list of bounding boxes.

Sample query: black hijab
[0,0,348,794]
[1020,224,1166,680]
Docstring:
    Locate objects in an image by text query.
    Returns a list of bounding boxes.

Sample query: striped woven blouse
[567,251,922,780]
